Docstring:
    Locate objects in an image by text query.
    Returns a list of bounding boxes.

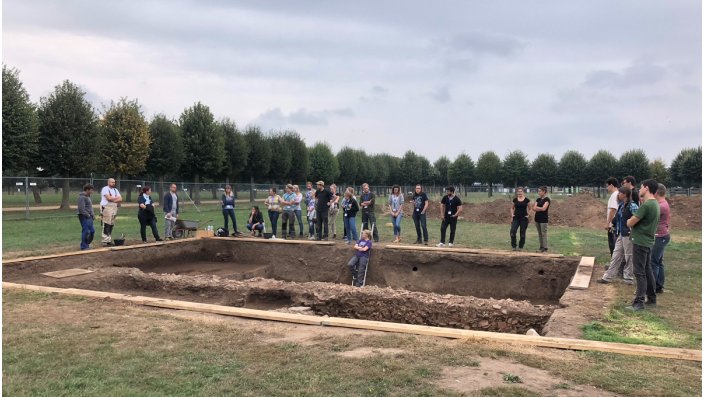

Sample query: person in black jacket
[246,206,265,237]
[342,187,360,244]
[138,186,162,243]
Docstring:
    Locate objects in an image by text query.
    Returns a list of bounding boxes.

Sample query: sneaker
[308,236,315,240]
[271,235,277,240]
[597,278,610,284]
[424,241,428,245]
[448,243,454,248]
[645,297,657,305]
[655,288,664,294]
[156,238,163,242]
[437,243,445,247]
[625,303,645,311]
[414,239,422,244]
[512,247,518,251]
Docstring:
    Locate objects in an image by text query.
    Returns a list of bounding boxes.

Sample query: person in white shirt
[100,178,122,246]
[605,177,620,257]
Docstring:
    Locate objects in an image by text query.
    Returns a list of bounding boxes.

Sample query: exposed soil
[2,238,596,338]
[389,194,701,230]
[436,357,619,396]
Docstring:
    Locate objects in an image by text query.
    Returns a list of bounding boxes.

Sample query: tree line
[3,65,702,208]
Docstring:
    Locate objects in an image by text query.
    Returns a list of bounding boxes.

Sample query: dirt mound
[381,194,701,230]
[667,196,701,230]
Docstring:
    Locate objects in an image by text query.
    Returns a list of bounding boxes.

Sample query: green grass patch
[582,308,701,348]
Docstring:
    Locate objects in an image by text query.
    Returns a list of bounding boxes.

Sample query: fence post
[24,176,30,220]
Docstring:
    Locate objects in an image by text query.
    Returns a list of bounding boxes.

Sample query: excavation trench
[3,239,580,334]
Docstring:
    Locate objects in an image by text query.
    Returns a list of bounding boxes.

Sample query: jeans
[268,210,280,236]
[510,217,529,248]
[295,209,304,236]
[632,243,657,304]
[361,211,379,242]
[281,210,296,237]
[222,208,237,234]
[391,213,402,237]
[344,215,358,241]
[138,213,160,242]
[535,222,548,250]
[440,216,457,244]
[412,211,428,242]
[78,215,95,250]
[602,235,634,281]
[348,255,369,287]
[316,209,329,239]
[247,223,264,233]
[651,234,670,291]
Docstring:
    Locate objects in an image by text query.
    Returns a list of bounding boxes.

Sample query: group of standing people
[598,176,670,311]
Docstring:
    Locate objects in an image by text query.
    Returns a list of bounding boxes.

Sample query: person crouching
[347,229,372,287]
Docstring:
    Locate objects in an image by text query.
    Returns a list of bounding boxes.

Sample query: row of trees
[3,65,702,207]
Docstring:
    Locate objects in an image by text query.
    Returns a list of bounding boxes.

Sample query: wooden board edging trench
[383,244,565,258]
[3,282,700,362]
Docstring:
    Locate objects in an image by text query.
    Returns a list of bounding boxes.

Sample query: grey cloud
[583,61,668,89]
[256,107,354,127]
[371,85,388,94]
[430,86,451,103]
[448,32,525,57]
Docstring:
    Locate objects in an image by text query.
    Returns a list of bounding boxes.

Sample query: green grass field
[2,204,701,396]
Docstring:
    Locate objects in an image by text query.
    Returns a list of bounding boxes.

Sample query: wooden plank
[218,237,335,246]
[384,244,564,258]
[578,256,596,267]
[568,256,595,290]
[3,238,199,265]
[3,282,700,362]
[41,268,95,279]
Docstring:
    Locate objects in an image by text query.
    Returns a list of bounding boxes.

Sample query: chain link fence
[3,176,700,219]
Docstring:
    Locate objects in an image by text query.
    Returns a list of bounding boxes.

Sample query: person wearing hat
[314,181,333,240]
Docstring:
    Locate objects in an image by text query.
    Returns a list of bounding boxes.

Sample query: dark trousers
[78,215,95,250]
[510,217,528,248]
[281,211,296,238]
[138,213,160,242]
[268,210,280,236]
[316,209,329,239]
[632,244,657,304]
[412,211,428,242]
[348,255,369,287]
[440,216,457,244]
[222,208,237,234]
[651,234,670,291]
[361,211,379,242]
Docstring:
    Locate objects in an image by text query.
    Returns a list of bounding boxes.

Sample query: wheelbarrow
[172,219,201,239]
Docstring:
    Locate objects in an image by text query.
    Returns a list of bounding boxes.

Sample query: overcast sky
[3,0,701,164]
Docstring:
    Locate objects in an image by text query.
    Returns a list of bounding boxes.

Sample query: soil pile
[383,194,701,230]
[667,196,701,230]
